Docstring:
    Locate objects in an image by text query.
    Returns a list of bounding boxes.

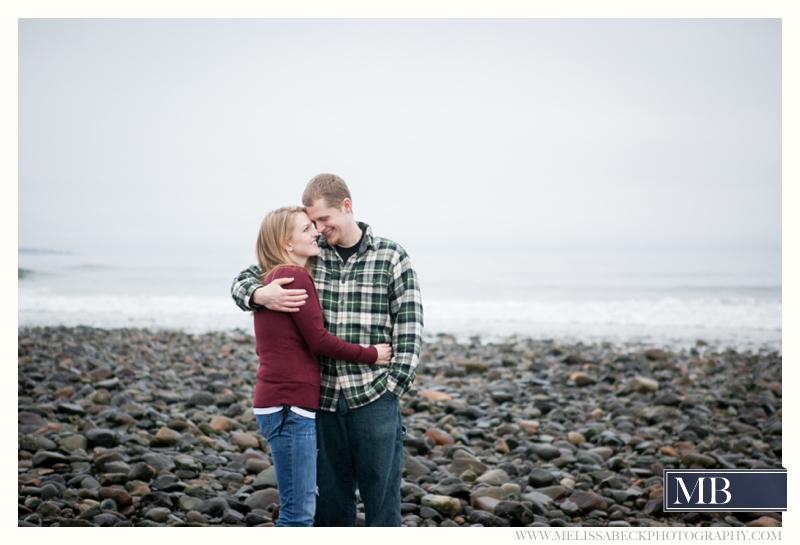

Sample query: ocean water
[17,250,782,353]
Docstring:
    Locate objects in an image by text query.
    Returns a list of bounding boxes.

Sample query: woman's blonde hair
[255,206,315,281]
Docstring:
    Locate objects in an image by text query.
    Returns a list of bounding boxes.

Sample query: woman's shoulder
[265,265,312,283]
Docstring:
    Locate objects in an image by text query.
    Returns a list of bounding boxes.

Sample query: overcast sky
[18,18,781,256]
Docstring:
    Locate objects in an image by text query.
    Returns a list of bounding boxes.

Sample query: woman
[252,206,392,527]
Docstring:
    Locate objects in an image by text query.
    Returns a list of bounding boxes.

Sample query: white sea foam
[18,250,782,353]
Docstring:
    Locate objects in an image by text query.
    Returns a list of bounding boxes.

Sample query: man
[230,173,423,526]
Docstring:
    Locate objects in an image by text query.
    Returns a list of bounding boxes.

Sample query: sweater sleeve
[280,268,378,364]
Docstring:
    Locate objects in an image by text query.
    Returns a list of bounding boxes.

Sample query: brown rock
[456,360,489,374]
[587,408,604,420]
[128,480,151,496]
[425,428,454,446]
[209,416,233,432]
[494,438,510,453]
[150,427,182,447]
[748,516,781,527]
[418,390,452,403]
[681,452,717,469]
[570,372,597,387]
[232,433,261,450]
[659,446,678,457]
[449,457,488,477]
[519,420,540,435]
[645,349,670,361]
[55,387,75,399]
[567,432,586,446]
[569,490,608,513]
[99,486,131,508]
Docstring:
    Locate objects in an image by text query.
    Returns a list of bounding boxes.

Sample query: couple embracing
[230,173,424,527]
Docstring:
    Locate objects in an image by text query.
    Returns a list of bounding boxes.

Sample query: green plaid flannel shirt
[231,222,424,411]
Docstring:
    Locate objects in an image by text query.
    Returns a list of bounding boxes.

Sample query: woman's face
[286,211,321,261]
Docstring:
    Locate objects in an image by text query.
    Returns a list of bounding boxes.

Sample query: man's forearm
[386,259,424,397]
[231,265,264,311]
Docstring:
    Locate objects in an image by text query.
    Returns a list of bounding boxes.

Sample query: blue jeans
[314,390,405,527]
[256,411,317,527]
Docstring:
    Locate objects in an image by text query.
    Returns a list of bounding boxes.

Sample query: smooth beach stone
[173,454,201,471]
[194,497,229,518]
[244,488,280,511]
[40,483,61,501]
[150,427,182,447]
[644,349,670,361]
[570,372,597,387]
[681,452,717,468]
[421,494,462,516]
[476,469,510,486]
[142,453,175,473]
[85,428,118,448]
[19,434,58,452]
[527,443,561,461]
[468,509,510,527]
[495,501,535,525]
[188,392,215,407]
[418,390,453,403]
[470,486,507,506]
[424,428,454,446]
[140,491,174,508]
[447,457,488,476]
[569,490,608,513]
[145,507,171,522]
[18,411,47,428]
[628,377,659,394]
[31,450,69,468]
[404,455,432,480]
[400,481,428,502]
[519,420,540,435]
[98,487,131,508]
[128,480,151,496]
[568,432,586,446]
[209,416,232,432]
[128,462,157,482]
[186,510,209,525]
[58,434,88,453]
[231,433,260,450]
[92,513,122,527]
[244,458,271,474]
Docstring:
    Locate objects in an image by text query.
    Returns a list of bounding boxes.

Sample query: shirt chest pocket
[356,272,389,290]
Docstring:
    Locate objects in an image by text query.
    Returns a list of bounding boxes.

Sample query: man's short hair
[302,173,352,208]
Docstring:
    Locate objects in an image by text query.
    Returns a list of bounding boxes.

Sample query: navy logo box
[663,469,786,512]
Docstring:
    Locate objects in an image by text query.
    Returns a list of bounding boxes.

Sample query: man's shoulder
[369,234,409,257]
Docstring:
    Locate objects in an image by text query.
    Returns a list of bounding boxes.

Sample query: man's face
[305,197,350,247]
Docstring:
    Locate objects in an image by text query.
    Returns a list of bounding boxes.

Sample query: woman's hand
[374,344,393,366]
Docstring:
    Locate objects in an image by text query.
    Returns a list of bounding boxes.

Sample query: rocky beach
[18,326,782,528]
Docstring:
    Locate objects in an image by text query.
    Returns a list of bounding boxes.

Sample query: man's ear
[341,198,352,214]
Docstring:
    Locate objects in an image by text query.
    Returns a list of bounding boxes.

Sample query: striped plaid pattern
[230,222,424,411]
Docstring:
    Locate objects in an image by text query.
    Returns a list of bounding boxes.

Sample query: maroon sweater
[253,265,378,410]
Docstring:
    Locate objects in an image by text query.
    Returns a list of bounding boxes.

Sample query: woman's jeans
[256,411,317,527]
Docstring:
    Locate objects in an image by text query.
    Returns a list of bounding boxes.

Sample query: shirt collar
[317,222,375,252]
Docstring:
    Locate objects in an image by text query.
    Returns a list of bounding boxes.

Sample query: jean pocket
[382,389,397,401]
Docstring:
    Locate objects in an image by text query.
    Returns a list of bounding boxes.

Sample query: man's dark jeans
[314,390,405,526]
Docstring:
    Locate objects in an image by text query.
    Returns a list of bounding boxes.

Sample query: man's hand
[251,277,308,312]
